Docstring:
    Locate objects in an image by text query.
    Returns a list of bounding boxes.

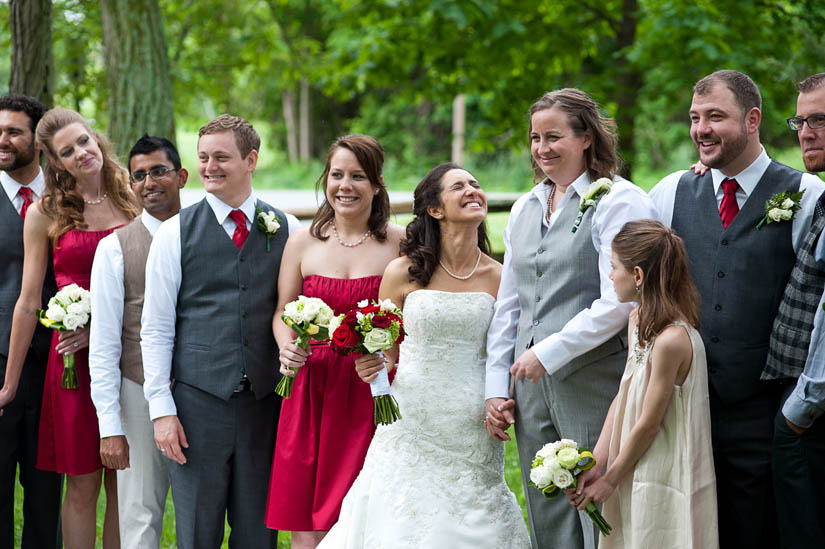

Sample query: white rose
[584,199,596,208]
[363,327,393,353]
[779,208,793,220]
[283,301,300,323]
[552,469,575,489]
[62,313,81,331]
[781,198,795,209]
[66,302,85,315]
[68,284,85,301]
[557,447,580,470]
[45,305,66,323]
[357,299,369,308]
[315,305,334,327]
[543,455,562,473]
[536,441,560,459]
[530,463,554,488]
[356,311,365,324]
[558,438,578,450]
[378,298,397,312]
[767,208,782,222]
[327,315,343,335]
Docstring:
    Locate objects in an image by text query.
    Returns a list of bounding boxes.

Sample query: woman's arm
[272,230,310,374]
[574,324,691,508]
[0,206,51,412]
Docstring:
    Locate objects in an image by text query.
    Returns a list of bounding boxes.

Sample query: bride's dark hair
[401,163,491,287]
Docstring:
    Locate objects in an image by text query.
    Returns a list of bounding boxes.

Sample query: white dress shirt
[89,211,164,438]
[1,169,45,213]
[649,148,825,253]
[485,171,658,399]
[141,192,300,420]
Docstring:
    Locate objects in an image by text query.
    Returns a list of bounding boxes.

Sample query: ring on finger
[73,342,79,348]
[160,448,166,453]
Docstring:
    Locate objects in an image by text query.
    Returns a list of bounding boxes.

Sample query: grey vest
[0,188,56,362]
[511,190,626,380]
[172,199,288,400]
[115,219,152,384]
[671,161,801,404]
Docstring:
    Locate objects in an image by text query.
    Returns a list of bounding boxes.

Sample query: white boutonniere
[756,190,805,230]
[571,177,612,233]
[256,208,280,252]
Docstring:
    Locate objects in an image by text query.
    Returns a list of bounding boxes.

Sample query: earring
[635,285,640,293]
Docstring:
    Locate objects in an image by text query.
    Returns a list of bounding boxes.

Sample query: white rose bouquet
[36,283,91,389]
[756,189,804,229]
[571,177,612,233]
[530,438,612,536]
[277,295,335,398]
[328,299,404,425]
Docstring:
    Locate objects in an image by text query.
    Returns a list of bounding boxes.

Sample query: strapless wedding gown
[319,290,530,548]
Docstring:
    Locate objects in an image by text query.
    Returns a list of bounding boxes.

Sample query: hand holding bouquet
[37,284,91,389]
[530,439,612,536]
[277,295,335,398]
[329,299,404,425]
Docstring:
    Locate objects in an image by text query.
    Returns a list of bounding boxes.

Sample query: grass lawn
[14,434,527,547]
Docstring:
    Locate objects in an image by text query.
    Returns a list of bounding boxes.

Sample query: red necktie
[719,178,740,229]
[18,186,33,220]
[229,209,248,249]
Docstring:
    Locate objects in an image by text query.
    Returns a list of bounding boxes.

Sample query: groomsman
[650,70,825,548]
[141,115,299,548]
[767,72,825,547]
[89,135,188,548]
[0,94,61,548]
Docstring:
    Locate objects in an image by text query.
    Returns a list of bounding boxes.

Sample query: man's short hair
[0,94,47,133]
[128,134,182,172]
[797,73,825,94]
[694,70,762,114]
[198,114,260,158]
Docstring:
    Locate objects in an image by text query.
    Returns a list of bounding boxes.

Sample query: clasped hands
[564,467,615,510]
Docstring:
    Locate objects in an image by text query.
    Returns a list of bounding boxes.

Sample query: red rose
[371,315,391,328]
[343,310,359,326]
[361,305,380,315]
[332,324,359,352]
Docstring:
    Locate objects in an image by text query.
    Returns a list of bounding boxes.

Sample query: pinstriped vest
[511,189,625,380]
[671,161,801,404]
[115,218,152,384]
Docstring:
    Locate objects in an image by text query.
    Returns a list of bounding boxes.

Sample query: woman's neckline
[304,273,383,282]
[407,288,495,301]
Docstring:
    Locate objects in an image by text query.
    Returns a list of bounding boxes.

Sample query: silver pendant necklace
[439,247,483,280]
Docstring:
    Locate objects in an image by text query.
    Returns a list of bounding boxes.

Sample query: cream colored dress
[600,322,718,549]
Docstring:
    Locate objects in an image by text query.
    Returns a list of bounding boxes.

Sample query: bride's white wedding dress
[320,290,530,548]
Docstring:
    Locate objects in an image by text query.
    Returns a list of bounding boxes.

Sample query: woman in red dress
[265,135,404,548]
[0,108,138,548]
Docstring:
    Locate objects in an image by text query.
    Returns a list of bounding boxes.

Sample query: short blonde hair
[198,114,260,158]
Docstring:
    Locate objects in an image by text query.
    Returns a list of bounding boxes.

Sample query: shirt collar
[140,210,165,237]
[1,168,45,202]
[205,191,257,225]
[710,147,770,198]
[531,171,591,200]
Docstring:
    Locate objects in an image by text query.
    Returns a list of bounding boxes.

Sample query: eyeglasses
[787,113,825,131]
[130,165,177,185]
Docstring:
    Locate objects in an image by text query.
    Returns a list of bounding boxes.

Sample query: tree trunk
[9,0,53,107]
[614,0,640,180]
[282,89,298,164]
[99,0,176,158]
[451,94,466,165]
[299,76,310,162]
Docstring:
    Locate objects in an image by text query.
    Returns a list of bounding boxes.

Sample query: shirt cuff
[148,396,178,421]
[485,370,511,400]
[97,412,125,439]
[532,335,563,376]
[782,385,824,429]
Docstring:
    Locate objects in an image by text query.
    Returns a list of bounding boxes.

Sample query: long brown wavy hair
[401,163,491,287]
[611,220,700,346]
[309,134,390,242]
[35,108,138,243]
[527,88,622,184]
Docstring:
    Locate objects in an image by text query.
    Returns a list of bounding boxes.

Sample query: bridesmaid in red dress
[0,109,138,548]
[265,135,404,548]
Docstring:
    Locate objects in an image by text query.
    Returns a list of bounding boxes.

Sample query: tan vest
[115,219,152,384]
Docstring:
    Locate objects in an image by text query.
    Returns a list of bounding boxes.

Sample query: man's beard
[696,125,749,170]
[0,140,36,172]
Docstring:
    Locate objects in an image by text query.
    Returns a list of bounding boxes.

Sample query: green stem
[756,215,767,230]
[62,352,78,389]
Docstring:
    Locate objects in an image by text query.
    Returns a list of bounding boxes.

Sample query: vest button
[533,320,540,326]
[239,256,245,262]
[711,336,720,343]
[537,247,544,254]
[537,271,542,277]
[242,311,248,318]
[241,284,248,290]
[535,295,541,302]
[714,304,722,311]
[717,271,725,278]
[721,239,728,245]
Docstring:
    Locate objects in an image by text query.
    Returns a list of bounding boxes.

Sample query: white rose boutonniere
[256,208,281,252]
[757,190,804,230]
[572,177,612,233]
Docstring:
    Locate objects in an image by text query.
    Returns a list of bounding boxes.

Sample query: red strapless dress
[265,274,382,531]
[37,228,118,475]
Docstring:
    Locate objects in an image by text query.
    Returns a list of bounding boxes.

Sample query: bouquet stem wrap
[61,352,79,389]
[274,323,310,399]
[369,352,401,425]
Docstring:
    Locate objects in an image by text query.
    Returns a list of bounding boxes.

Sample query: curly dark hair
[0,94,46,132]
[401,163,491,287]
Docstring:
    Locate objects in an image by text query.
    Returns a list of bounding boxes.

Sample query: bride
[319,163,530,548]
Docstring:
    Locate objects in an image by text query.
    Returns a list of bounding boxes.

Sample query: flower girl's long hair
[402,163,491,287]
[612,219,700,346]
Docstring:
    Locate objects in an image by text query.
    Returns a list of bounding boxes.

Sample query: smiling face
[197,130,256,206]
[0,110,37,174]
[796,86,825,173]
[325,146,378,218]
[689,84,755,174]
[430,168,487,224]
[129,149,186,220]
[50,122,103,180]
[530,107,590,186]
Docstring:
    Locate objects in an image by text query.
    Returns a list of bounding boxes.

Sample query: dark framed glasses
[787,114,825,131]
[130,165,177,185]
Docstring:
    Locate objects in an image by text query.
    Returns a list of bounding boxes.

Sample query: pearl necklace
[332,222,371,248]
[439,248,482,280]
[84,192,108,205]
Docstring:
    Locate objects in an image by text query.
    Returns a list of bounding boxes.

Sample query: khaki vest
[115,219,152,384]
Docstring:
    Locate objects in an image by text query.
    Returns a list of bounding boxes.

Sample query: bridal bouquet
[530,439,612,536]
[277,295,335,398]
[37,283,91,389]
[329,299,404,426]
